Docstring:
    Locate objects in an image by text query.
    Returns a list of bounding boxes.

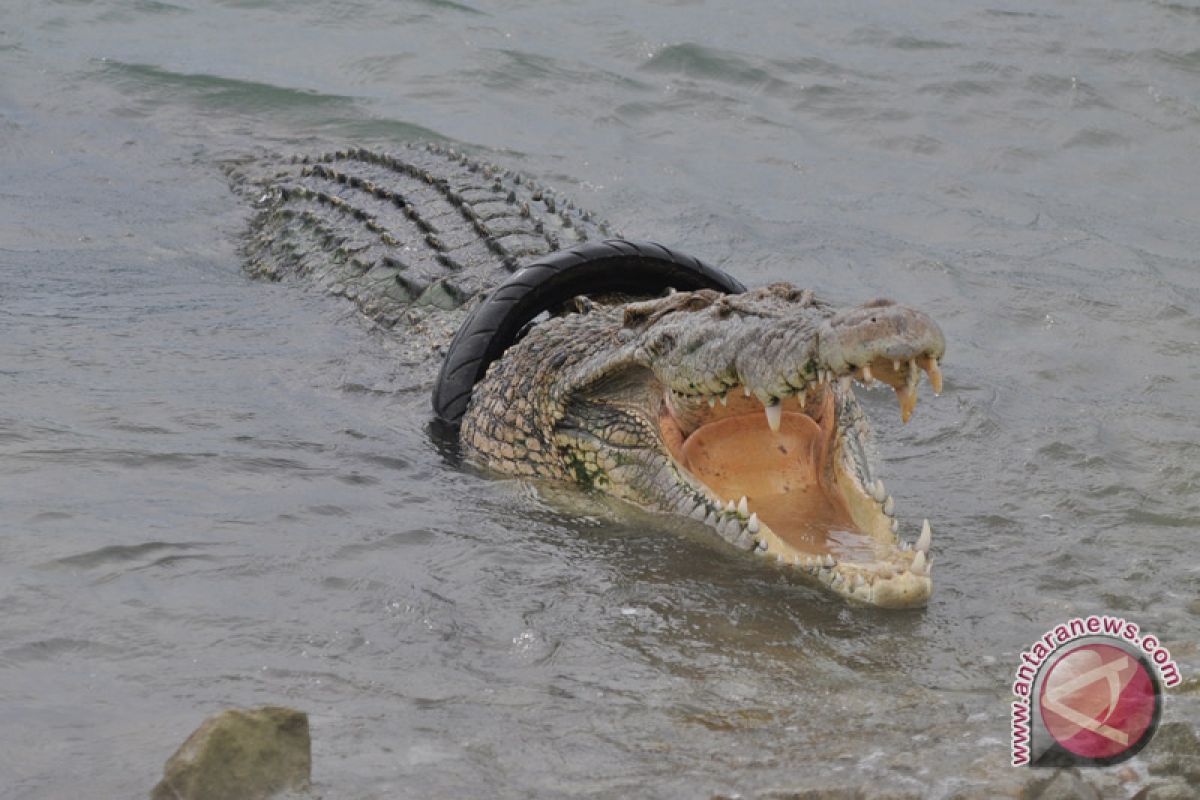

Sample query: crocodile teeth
[823,554,835,568]
[922,356,944,396]
[895,382,918,424]
[893,359,901,371]
[744,385,751,397]
[756,539,768,552]
[764,399,782,433]
[725,500,736,514]
[747,512,760,534]
[838,375,852,392]
[890,517,899,533]
[861,365,874,385]
[917,519,932,554]
[911,550,928,576]
[737,496,749,518]
[870,479,886,503]
[707,395,716,408]
[718,517,739,539]
[719,393,728,406]
[882,495,895,516]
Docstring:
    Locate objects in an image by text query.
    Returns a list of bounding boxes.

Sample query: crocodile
[227,143,946,608]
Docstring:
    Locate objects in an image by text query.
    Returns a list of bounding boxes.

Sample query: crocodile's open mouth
[658,356,942,608]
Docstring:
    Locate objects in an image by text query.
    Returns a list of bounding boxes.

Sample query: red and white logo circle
[1036,641,1160,763]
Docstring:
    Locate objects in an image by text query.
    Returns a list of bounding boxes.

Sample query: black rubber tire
[432,239,746,427]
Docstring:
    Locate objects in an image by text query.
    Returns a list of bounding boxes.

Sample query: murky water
[2,0,1198,796]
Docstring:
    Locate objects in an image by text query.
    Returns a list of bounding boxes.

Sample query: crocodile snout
[817,302,945,375]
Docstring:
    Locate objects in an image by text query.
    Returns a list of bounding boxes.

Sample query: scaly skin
[225,143,608,370]
[231,144,947,608]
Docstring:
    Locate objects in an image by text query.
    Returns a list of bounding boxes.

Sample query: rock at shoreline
[1021,768,1100,800]
[151,706,311,800]
[1146,721,1200,785]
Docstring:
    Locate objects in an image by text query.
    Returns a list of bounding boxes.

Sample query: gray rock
[1148,754,1200,785]
[1022,768,1101,800]
[945,787,1022,800]
[1136,778,1200,800]
[1148,722,1200,784]
[1151,722,1200,757]
[756,789,920,800]
[151,706,311,800]
[757,789,864,800]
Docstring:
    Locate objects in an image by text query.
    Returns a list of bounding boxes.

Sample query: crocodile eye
[648,331,676,356]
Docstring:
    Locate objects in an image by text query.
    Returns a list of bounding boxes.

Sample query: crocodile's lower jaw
[660,381,933,608]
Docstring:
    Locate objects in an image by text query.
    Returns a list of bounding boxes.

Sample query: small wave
[871,134,944,156]
[95,60,357,112]
[847,25,960,50]
[44,540,213,570]
[641,43,789,94]
[11,447,216,468]
[1155,47,1200,74]
[463,48,650,93]
[0,637,118,667]
[414,0,485,13]
[1025,74,1112,109]
[1062,128,1131,148]
[335,528,438,558]
[1153,1,1200,19]
[917,79,1000,99]
[97,0,191,22]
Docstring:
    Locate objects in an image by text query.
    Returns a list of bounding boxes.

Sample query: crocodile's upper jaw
[464,283,946,609]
